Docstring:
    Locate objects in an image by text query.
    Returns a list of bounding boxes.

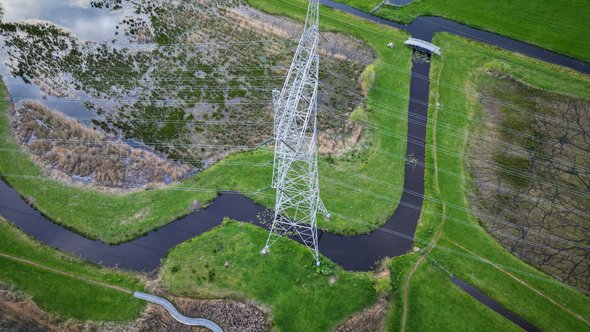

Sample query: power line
[2,175,587,296]
[1,154,586,252]
[3,98,589,200]
[6,73,587,177]
[4,111,589,202]
[6,50,587,176]
[2,0,588,290]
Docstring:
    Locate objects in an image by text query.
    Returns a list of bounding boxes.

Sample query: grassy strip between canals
[0,0,412,243]
[335,0,590,62]
[0,216,145,321]
[161,220,378,332]
[386,33,590,331]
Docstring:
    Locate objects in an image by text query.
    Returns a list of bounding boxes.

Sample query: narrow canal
[0,1,586,329]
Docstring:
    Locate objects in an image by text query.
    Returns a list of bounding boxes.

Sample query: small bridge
[386,0,415,7]
[134,292,224,331]
[404,38,441,55]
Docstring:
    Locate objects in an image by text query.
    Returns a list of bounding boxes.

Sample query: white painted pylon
[261,0,329,266]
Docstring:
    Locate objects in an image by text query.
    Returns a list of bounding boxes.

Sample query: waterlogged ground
[0,0,130,122]
[469,74,590,291]
[11,101,190,188]
[0,0,374,186]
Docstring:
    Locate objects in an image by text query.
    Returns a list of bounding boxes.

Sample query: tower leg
[262,0,327,267]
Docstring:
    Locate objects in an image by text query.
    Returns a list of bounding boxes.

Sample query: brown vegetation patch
[227,6,376,65]
[0,285,268,332]
[227,5,375,155]
[334,298,388,332]
[10,101,191,190]
[318,125,363,155]
[112,297,268,332]
[0,287,83,332]
[468,74,590,291]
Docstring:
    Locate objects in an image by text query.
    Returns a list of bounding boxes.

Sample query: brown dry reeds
[11,101,190,189]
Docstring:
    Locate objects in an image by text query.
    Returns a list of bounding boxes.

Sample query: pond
[0,0,365,166]
[1,0,123,42]
[0,0,135,122]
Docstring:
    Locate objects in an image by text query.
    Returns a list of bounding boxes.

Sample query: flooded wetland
[0,0,372,187]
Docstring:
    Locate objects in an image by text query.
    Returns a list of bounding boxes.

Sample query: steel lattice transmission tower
[261,0,329,266]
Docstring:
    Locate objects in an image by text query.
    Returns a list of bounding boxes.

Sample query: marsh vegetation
[10,101,190,189]
[469,74,590,291]
[0,0,374,175]
[393,32,590,332]
[0,0,409,239]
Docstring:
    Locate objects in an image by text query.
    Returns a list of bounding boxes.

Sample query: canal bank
[1,1,589,330]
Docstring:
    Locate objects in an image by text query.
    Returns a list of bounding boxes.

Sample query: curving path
[0,0,588,273]
[133,292,223,332]
[0,2,589,327]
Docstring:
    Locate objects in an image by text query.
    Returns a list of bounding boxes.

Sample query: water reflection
[0,0,131,122]
[1,0,123,42]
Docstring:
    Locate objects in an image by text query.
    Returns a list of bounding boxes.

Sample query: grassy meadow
[0,217,145,321]
[161,221,377,332]
[335,0,590,62]
[1,0,589,330]
[0,0,413,242]
[388,33,590,331]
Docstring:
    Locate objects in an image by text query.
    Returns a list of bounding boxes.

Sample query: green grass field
[389,33,590,331]
[0,217,145,321]
[3,1,589,329]
[0,0,413,242]
[399,261,520,331]
[335,0,590,62]
[161,220,377,332]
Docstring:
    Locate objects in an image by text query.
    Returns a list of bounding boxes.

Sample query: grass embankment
[335,0,590,62]
[161,221,377,332]
[388,33,590,331]
[0,217,145,321]
[0,0,412,242]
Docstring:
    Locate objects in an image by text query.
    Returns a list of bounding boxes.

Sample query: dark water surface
[452,277,541,332]
[0,37,432,273]
[0,0,147,123]
[0,0,587,276]
[320,0,590,74]
[1,1,588,328]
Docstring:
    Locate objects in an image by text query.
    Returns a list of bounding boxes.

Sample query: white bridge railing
[404,38,442,55]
